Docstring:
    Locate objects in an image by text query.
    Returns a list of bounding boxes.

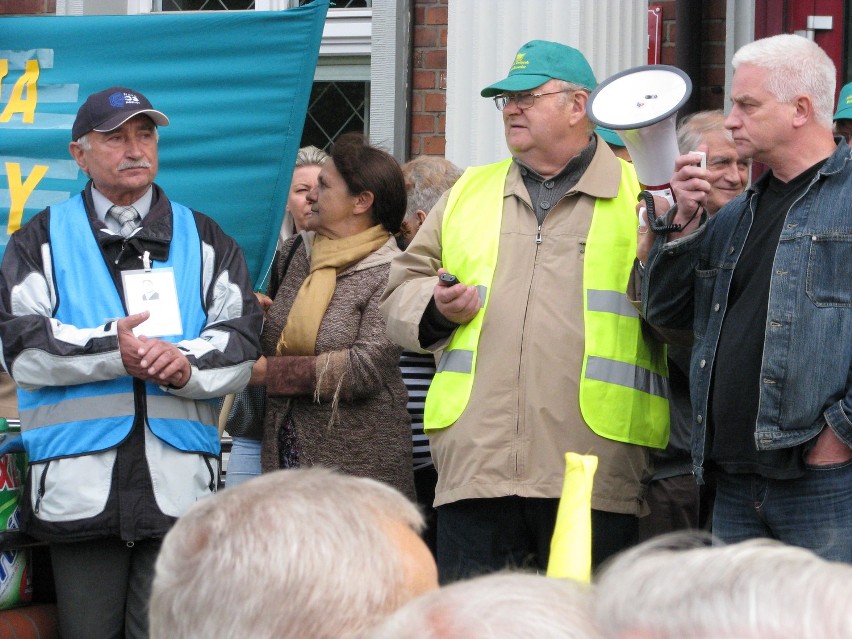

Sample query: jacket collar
[504,132,626,203]
[747,137,851,197]
[86,181,173,267]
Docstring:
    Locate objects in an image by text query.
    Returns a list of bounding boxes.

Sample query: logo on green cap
[511,53,529,72]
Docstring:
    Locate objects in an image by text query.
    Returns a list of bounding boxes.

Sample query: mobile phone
[439,273,460,286]
[690,150,707,169]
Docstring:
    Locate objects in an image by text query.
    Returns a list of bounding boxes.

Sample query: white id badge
[121,268,183,337]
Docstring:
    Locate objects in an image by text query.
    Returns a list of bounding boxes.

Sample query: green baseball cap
[834,82,852,120]
[481,40,598,98]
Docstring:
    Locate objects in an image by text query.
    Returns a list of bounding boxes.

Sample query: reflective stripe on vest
[423,159,511,431]
[16,194,219,462]
[579,161,669,448]
[424,159,669,449]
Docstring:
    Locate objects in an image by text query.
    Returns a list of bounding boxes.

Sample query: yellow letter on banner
[6,162,48,233]
[0,59,39,123]
[546,452,598,583]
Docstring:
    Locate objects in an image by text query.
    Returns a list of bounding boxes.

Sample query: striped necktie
[108,205,140,238]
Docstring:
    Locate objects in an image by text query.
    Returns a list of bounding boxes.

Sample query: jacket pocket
[29,450,116,522]
[806,233,852,307]
[145,428,217,518]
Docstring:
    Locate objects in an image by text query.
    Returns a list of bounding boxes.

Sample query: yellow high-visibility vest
[424,158,669,449]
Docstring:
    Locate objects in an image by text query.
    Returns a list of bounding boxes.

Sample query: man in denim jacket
[641,34,851,562]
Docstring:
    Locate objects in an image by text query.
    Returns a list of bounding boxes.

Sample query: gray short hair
[369,571,601,639]
[676,110,732,154]
[149,468,426,639]
[552,79,596,134]
[593,532,852,639]
[732,34,835,128]
[295,144,328,169]
[401,156,463,220]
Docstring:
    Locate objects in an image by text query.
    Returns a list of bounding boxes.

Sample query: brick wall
[0,0,55,14]
[410,0,448,157]
[656,0,727,111]
[658,1,678,65]
[700,0,727,110]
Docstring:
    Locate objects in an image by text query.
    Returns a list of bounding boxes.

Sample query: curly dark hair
[329,132,406,234]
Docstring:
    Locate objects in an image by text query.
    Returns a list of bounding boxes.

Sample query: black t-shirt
[708,161,824,479]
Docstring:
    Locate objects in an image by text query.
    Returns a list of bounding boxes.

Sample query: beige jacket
[380,142,653,515]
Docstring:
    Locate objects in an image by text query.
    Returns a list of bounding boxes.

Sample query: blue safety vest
[16,194,219,462]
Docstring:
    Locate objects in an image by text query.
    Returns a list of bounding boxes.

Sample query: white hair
[368,572,602,639]
[149,467,426,639]
[401,156,463,220]
[593,532,852,639]
[295,144,328,169]
[677,110,733,154]
[732,34,836,128]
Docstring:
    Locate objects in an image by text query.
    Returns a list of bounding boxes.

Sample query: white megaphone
[587,64,692,210]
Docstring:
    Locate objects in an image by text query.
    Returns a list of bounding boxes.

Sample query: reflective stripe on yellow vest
[580,162,669,448]
[423,158,669,449]
[423,159,511,431]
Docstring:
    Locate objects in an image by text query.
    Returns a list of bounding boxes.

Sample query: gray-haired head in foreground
[368,571,602,639]
[732,33,835,129]
[593,532,852,639]
[149,467,429,639]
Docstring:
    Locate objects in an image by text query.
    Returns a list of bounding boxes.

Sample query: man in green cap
[833,81,852,142]
[382,40,669,581]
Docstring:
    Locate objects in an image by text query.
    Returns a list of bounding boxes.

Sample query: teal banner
[0,3,328,289]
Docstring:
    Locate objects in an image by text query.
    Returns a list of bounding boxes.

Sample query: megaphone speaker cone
[587,65,692,129]
[587,64,692,190]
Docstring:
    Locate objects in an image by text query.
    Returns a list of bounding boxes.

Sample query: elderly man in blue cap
[382,40,670,582]
[0,86,262,638]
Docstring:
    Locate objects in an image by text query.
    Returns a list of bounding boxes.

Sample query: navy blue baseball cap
[71,86,169,141]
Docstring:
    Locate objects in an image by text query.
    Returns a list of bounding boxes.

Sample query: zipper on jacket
[34,460,51,514]
[535,224,543,244]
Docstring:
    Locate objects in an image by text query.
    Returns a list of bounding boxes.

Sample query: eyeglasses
[492,90,572,111]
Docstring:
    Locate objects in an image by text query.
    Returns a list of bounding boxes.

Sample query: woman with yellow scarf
[252,133,414,500]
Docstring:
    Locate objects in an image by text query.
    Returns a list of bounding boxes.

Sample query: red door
[755,0,847,103]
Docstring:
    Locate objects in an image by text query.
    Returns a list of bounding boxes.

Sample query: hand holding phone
[434,271,479,324]
[439,273,460,286]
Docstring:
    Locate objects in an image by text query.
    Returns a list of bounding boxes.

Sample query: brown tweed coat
[260,234,415,500]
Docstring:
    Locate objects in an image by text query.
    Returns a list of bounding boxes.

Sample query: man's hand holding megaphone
[637,144,711,264]
[669,145,712,235]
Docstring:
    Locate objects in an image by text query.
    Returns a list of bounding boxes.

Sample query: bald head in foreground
[149,467,438,639]
[594,533,852,638]
[369,571,601,639]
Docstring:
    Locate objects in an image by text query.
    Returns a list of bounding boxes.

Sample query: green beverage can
[0,418,32,609]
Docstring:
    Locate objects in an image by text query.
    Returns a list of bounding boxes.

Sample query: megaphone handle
[638,190,699,235]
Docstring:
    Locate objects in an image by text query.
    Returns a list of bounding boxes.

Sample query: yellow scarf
[276,224,390,355]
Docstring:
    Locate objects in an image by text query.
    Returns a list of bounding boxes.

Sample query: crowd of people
[0,28,849,639]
